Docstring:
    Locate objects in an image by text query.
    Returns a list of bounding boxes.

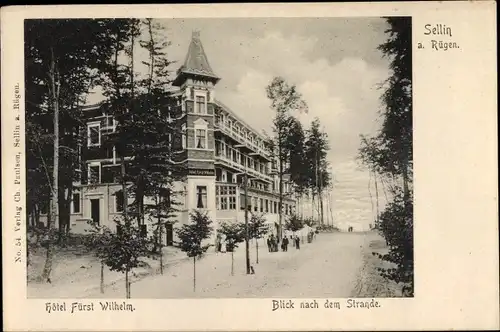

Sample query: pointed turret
[173,31,220,87]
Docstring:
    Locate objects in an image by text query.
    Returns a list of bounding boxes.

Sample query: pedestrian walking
[270,234,278,252]
[221,236,227,253]
[295,236,300,250]
[216,233,222,253]
[283,237,289,252]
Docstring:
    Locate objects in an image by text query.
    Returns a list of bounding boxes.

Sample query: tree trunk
[300,195,304,220]
[158,198,163,275]
[256,240,259,264]
[121,139,130,298]
[311,194,315,220]
[159,242,163,275]
[368,171,374,224]
[35,204,40,228]
[100,262,104,294]
[244,172,250,274]
[231,250,234,276]
[278,131,283,239]
[57,189,70,246]
[125,269,130,298]
[193,257,196,292]
[374,171,380,225]
[402,162,410,202]
[319,192,324,226]
[42,46,59,283]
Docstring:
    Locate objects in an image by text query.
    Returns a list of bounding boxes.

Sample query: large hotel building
[47,31,296,245]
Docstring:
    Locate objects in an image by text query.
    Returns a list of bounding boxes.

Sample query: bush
[374,189,413,296]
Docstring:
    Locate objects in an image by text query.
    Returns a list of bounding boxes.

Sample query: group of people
[216,229,318,254]
[266,234,302,252]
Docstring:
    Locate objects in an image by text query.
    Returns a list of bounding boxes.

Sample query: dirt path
[83,232,368,298]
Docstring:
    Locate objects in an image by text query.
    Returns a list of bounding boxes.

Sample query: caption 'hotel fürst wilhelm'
[39,31,297,245]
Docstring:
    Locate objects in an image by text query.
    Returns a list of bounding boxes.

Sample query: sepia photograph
[2,2,498,331]
[24,17,414,300]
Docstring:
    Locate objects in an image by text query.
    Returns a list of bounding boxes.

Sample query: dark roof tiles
[175,31,220,82]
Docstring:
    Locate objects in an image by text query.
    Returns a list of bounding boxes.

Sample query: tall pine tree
[25,18,121,280]
[358,17,413,296]
[304,118,330,225]
[265,77,308,238]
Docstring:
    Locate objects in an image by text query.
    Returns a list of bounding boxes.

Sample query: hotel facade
[44,31,296,245]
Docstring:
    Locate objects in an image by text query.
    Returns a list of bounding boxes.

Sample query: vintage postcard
[1,2,498,331]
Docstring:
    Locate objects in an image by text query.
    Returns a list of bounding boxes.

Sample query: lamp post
[234,161,251,275]
[243,170,250,275]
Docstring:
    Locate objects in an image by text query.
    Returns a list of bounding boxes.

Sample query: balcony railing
[214,153,272,182]
[214,119,270,159]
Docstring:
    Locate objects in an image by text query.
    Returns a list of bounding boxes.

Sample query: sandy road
[84,232,368,299]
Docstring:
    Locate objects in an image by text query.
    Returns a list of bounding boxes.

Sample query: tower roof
[173,31,220,86]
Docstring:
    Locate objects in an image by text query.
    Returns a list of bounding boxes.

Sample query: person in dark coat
[295,236,300,249]
[282,237,289,251]
[267,237,272,252]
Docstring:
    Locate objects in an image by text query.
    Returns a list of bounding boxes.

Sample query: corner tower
[174,31,219,229]
[173,30,220,88]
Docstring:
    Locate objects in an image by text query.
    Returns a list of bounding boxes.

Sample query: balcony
[214,119,271,160]
[214,153,272,183]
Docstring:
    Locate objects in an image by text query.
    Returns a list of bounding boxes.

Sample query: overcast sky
[88,17,392,230]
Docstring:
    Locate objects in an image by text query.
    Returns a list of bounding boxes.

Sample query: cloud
[87,18,392,231]
[188,22,390,231]
[213,29,388,169]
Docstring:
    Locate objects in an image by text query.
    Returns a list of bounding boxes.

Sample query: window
[72,192,81,214]
[260,198,264,212]
[195,96,206,114]
[195,129,206,149]
[181,124,187,149]
[221,197,228,210]
[115,190,124,212]
[229,197,236,210]
[265,199,269,213]
[240,194,246,210]
[40,202,48,215]
[101,167,115,184]
[274,202,277,214]
[87,123,100,146]
[216,185,236,210]
[215,141,221,156]
[167,133,172,148]
[196,186,207,208]
[161,189,171,208]
[140,224,148,237]
[89,165,100,184]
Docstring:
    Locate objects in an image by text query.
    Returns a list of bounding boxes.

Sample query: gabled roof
[173,31,220,86]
